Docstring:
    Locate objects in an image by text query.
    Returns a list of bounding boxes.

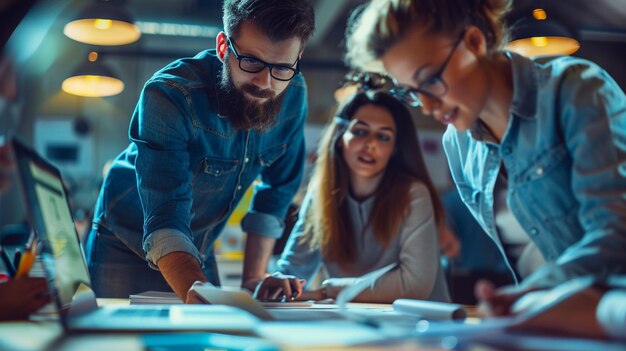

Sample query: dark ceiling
[115,0,626,69]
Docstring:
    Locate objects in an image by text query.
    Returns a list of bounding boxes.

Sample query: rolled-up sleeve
[143,228,201,267]
[241,212,285,239]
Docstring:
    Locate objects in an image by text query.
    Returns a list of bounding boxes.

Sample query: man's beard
[218,57,287,131]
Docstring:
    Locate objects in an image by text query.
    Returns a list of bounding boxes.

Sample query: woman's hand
[475,279,532,317]
[439,225,461,258]
[253,272,305,302]
[297,288,331,302]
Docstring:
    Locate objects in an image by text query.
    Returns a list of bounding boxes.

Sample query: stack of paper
[129,291,182,305]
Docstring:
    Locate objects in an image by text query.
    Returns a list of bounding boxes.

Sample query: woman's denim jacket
[443,52,626,288]
[92,50,307,276]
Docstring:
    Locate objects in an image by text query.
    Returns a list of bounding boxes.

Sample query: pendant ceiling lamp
[507,8,580,57]
[64,0,141,46]
[62,52,124,97]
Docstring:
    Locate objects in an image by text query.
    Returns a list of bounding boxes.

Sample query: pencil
[16,240,36,278]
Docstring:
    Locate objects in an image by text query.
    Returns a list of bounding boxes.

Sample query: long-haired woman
[254,91,450,303]
[345,0,626,313]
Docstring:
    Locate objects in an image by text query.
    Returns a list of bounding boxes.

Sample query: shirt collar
[468,119,499,143]
[506,51,539,120]
[468,51,539,142]
[346,191,377,208]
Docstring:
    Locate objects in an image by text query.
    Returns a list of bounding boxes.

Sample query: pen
[16,239,36,278]
[0,246,16,277]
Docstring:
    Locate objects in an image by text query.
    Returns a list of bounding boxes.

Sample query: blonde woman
[345,0,626,314]
[254,91,450,303]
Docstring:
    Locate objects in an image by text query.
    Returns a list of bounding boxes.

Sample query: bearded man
[86,0,315,301]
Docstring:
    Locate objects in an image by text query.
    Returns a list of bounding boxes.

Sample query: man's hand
[185,281,213,304]
[156,251,208,302]
[253,272,305,301]
[475,279,534,317]
[0,277,51,321]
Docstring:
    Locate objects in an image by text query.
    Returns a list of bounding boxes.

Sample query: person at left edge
[85,0,315,300]
[0,141,51,321]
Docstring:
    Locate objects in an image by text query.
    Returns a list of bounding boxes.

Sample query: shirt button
[504,147,512,155]
[530,228,539,236]
[536,167,544,175]
[489,149,495,156]
[245,157,250,163]
[237,185,242,190]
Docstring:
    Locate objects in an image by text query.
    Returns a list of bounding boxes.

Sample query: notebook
[12,137,260,333]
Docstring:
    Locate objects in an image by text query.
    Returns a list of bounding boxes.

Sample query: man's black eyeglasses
[390,31,465,107]
[227,37,300,82]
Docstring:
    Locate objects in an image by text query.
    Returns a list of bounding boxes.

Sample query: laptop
[11,137,261,333]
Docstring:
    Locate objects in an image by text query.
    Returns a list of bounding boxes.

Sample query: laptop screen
[13,138,91,308]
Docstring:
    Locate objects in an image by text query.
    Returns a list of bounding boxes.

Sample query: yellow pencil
[16,240,37,278]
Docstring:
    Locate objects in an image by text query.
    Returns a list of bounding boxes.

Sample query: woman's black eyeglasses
[390,31,466,107]
[227,37,300,82]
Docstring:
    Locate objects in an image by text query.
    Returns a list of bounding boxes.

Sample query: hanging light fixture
[62,52,124,97]
[507,8,580,57]
[64,0,141,46]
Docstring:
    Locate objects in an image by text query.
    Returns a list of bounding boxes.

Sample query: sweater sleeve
[273,190,323,285]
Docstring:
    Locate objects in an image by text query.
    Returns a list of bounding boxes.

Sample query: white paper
[392,298,467,320]
[255,320,386,347]
[129,291,182,305]
[335,263,396,308]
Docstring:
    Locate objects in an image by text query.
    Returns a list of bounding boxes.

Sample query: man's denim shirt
[443,52,626,288]
[92,50,307,273]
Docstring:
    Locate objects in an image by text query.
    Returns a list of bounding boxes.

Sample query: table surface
[0,299,477,351]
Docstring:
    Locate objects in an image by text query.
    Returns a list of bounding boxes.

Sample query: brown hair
[345,0,512,72]
[306,91,444,265]
[223,0,315,45]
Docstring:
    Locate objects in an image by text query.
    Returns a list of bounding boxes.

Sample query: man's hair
[223,0,315,44]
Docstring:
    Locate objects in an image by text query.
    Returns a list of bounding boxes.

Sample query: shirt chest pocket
[517,144,576,220]
[258,144,287,167]
[192,157,239,193]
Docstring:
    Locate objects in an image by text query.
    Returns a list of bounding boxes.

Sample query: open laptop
[11,137,415,332]
[11,137,261,333]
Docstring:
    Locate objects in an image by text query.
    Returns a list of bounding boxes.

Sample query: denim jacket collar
[469,51,539,142]
[507,51,539,120]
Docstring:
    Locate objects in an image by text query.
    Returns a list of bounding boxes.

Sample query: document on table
[130,291,183,304]
[130,290,313,308]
